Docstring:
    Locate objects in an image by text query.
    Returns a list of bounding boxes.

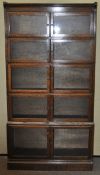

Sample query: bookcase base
[7,159,93,171]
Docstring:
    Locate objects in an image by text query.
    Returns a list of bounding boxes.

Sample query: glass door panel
[8,12,49,36]
[10,39,49,62]
[52,40,94,63]
[8,127,47,158]
[54,95,91,121]
[52,13,92,36]
[54,127,91,158]
[54,66,92,90]
[9,65,48,90]
[8,126,48,158]
[11,96,48,119]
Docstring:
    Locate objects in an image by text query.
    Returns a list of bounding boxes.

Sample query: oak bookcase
[4,3,97,170]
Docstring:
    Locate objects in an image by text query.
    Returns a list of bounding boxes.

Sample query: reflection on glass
[54,15,90,35]
[53,7,63,12]
[54,26,60,34]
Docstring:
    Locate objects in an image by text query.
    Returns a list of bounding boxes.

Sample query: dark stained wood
[4,2,97,7]
[4,3,97,171]
[7,159,93,171]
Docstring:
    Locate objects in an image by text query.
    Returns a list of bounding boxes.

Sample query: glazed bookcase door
[7,12,49,37]
[7,125,49,158]
[8,38,50,62]
[52,39,95,63]
[54,125,93,159]
[53,65,93,91]
[8,94,49,121]
[51,11,94,37]
[8,63,49,92]
[53,94,93,121]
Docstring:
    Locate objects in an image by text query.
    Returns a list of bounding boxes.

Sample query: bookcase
[4,3,97,170]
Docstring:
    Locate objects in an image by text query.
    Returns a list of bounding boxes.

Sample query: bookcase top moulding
[3,2,97,7]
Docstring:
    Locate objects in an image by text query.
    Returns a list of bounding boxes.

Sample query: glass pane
[54,67,90,89]
[13,127,47,157]
[9,13,48,35]
[11,40,49,61]
[54,128,89,157]
[11,67,48,89]
[12,96,47,118]
[53,14,91,35]
[54,96,89,119]
[53,40,93,62]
